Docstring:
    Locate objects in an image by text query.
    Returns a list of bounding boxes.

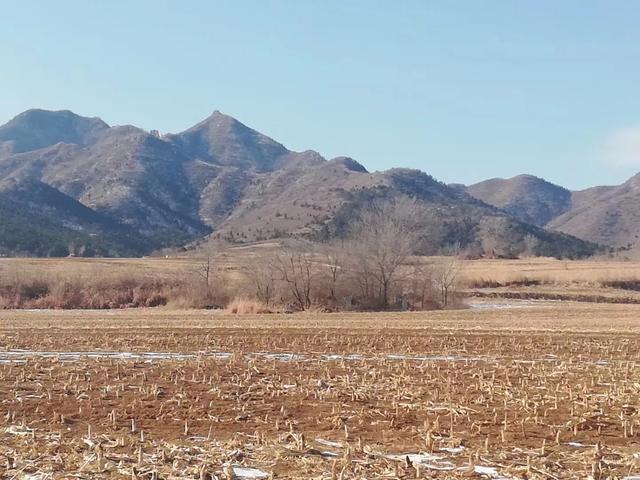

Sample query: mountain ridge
[0,108,608,258]
[465,174,572,227]
[466,173,640,252]
[0,109,109,156]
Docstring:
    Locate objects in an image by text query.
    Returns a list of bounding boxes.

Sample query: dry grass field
[2,253,640,310]
[2,252,639,284]
[460,257,640,284]
[458,257,640,306]
[2,303,640,479]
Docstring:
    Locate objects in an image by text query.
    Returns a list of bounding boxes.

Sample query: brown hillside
[466,174,572,227]
[0,108,598,258]
[549,173,640,249]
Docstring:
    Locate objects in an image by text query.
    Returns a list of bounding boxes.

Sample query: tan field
[460,257,640,284]
[2,299,640,479]
[3,253,640,309]
[3,254,639,285]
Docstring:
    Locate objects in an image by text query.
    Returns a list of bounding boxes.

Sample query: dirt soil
[2,305,640,479]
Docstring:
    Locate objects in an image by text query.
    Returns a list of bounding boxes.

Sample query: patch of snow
[6,424,33,436]
[321,353,489,363]
[388,354,489,362]
[0,349,234,363]
[473,465,513,479]
[321,354,364,361]
[315,438,343,448]
[232,466,269,479]
[383,453,455,471]
[320,451,339,457]
[384,453,442,463]
[567,442,586,447]
[440,446,465,454]
[0,349,500,365]
[468,300,556,310]
[252,352,304,361]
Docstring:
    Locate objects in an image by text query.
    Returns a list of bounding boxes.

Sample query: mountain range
[465,174,640,251]
[0,108,630,258]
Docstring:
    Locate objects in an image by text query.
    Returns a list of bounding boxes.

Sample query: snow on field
[468,299,561,309]
[231,466,270,479]
[0,349,493,364]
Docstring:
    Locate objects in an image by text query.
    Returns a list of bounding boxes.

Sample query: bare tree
[272,241,315,310]
[343,239,374,303]
[318,240,346,303]
[194,242,227,303]
[433,247,462,308]
[240,255,276,306]
[196,252,214,290]
[346,196,423,308]
[522,234,539,257]
[406,261,434,310]
[481,234,500,259]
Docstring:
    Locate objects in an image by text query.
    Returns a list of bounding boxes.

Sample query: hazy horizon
[3,1,640,189]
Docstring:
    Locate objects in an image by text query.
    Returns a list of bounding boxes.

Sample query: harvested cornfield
[2,305,640,479]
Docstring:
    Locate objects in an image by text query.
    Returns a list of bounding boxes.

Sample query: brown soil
[1,306,640,478]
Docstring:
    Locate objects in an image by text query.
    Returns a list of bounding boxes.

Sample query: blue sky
[2,1,640,189]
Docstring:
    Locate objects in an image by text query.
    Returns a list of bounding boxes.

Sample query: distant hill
[548,173,640,250]
[466,173,640,251]
[165,111,314,172]
[0,108,599,258]
[466,175,572,227]
[0,109,108,155]
[0,177,146,256]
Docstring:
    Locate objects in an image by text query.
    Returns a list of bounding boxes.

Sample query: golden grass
[225,297,271,314]
[4,254,638,286]
[459,257,640,285]
[1,254,640,310]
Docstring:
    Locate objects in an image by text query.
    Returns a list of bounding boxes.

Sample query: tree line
[200,196,463,311]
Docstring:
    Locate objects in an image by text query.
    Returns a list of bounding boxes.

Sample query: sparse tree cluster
[232,196,463,311]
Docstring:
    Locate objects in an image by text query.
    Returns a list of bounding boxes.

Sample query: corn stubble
[1,310,640,479]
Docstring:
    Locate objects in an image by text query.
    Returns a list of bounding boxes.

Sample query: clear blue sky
[2,1,640,189]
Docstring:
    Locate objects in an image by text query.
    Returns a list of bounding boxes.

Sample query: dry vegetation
[2,253,640,311]
[0,248,460,312]
[460,257,640,285]
[459,258,640,305]
[3,198,640,313]
[0,198,467,312]
[1,306,640,478]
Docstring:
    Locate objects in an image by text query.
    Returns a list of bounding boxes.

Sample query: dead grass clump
[601,278,640,291]
[17,279,50,299]
[165,280,232,309]
[465,275,545,289]
[6,255,640,311]
[225,297,272,314]
[0,277,169,309]
[37,282,168,309]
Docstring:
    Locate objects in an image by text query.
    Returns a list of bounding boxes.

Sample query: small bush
[225,298,272,314]
[465,276,544,289]
[18,280,50,300]
[601,279,640,291]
